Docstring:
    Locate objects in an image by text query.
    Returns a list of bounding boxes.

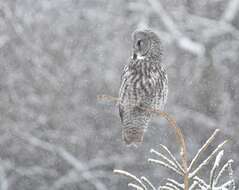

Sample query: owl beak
[137,53,145,60]
[132,52,145,60]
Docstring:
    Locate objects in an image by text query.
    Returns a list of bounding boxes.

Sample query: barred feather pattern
[119,56,168,146]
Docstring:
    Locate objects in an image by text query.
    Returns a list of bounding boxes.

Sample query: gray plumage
[118,29,168,146]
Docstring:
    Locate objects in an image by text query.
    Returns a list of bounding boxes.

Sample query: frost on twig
[191,152,235,190]
[188,129,220,171]
[189,140,228,178]
[114,129,235,190]
[209,150,224,188]
[141,176,156,190]
[98,94,235,190]
[113,170,156,190]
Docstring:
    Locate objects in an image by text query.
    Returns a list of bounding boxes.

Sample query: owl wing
[119,63,131,123]
[119,60,156,122]
[152,66,168,111]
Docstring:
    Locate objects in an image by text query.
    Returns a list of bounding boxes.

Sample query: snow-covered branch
[15,130,108,190]
[147,0,205,55]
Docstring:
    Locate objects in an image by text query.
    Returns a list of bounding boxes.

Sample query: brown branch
[98,94,189,190]
[149,110,189,190]
[97,95,119,105]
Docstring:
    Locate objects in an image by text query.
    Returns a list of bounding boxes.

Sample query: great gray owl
[119,29,168,146]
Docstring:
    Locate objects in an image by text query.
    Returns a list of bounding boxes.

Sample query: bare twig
[97,95,119,105]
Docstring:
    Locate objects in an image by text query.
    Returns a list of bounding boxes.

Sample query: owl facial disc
[132,30,151,59]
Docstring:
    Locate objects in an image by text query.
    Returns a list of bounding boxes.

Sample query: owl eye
[137,40,143,48]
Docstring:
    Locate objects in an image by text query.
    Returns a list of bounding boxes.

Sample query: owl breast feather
[119,58,167,115]
[118,58,168,145]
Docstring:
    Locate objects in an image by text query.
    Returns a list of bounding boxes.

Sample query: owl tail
[122,127,145,147]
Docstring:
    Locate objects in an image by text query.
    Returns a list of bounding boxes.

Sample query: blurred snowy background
[0,0,238,189]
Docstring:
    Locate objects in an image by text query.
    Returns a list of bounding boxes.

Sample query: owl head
[132,29,162,60]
